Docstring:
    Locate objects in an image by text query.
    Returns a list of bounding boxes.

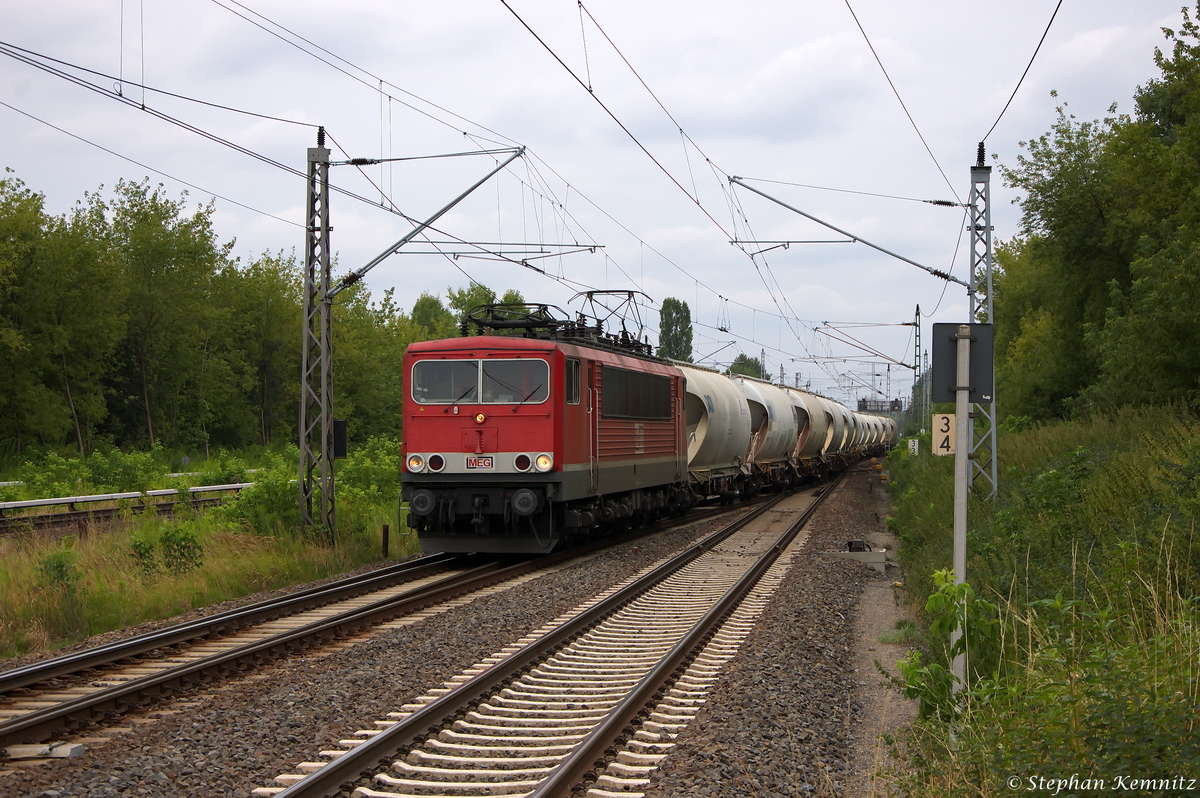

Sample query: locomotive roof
[407,334,672,366]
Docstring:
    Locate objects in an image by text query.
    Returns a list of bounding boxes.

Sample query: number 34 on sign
[932,414,956,456]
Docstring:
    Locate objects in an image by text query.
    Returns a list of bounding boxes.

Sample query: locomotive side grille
[597,421,677,459]
[595,365,680,460]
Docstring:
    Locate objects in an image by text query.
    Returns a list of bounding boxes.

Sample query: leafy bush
[337,436,401,502]
[86,447,161,492]
[210,453,248,485]
[37,548,81,592]
[160,526,203,573]
[129,535,158,574]
[18,452,91,497]
[893,591,1200,795]
[219,461,299,536]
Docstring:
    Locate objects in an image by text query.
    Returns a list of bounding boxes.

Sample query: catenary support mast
[968,143,998,498]
[298,139,527,536]
[299,129,334,535]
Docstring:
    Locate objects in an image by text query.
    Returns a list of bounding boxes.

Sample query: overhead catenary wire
[502,2,847,382]
[0,98,302,228]
[61,0,889,394]
[981,0,1064,142]
[841,0,963,205]
[497,0,738,244]
[204,0,518,149]
[731,175,961,207]
[567,1,931,387]
[195,0,901,388]
[0,40,316,127]
[0,41,434,224]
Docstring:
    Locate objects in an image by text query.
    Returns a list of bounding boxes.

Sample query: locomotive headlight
[427,454,445,472]
[534,453,554,472]
[406,454,425,473]
[514,454,532,472]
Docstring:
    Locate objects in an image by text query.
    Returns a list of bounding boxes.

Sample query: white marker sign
[932,414,956,456]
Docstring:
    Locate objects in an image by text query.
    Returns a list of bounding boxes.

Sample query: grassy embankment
[886,407,1199,793]
[0,438,416,659]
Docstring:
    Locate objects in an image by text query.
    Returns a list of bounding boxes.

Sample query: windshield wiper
[511,384,544,412]
[445,385,476,413]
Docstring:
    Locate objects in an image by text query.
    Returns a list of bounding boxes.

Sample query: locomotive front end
[401,339,564,554]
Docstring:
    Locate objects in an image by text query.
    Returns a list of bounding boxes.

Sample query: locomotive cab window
[481,359,549,404]
[565,358,580,404]
[412,358,549,405]
[411,360,479,404]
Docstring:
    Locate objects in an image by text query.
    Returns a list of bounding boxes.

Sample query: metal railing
[0,484,253,515]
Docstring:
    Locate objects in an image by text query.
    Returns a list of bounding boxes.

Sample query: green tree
[447,283,497,324]
[0,176,126,454]
[656,297,693,361]
[729,354,764,379]
[997,7,1200,418]
[25,197,127,455]
[213,251,302,446]
[107,180,231,448]
[1080,230,1200,409]
[411,292,456,339]
[0,173,54,453]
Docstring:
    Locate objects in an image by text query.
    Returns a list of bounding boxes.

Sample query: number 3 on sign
[932,414,956,456]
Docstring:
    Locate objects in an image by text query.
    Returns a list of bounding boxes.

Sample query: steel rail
[0,555,534,748]
[0,503,746,749]
[0,552,461,695]
[531,471,846,797]
[272,491,791,798]
[0,496,226,535]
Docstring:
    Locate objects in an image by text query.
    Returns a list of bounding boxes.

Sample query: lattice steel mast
[968,143,998,497]
[298,137,526,536]
[299,129,334,534]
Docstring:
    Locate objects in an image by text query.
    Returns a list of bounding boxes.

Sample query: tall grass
[0,438,419,659]
[886,407,1200,793]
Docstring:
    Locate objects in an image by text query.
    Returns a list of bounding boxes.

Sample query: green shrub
[85,447,161,493]
[338,436,401,502]
[211,454,248,485]
[129,535,158,574]
[159,526,203,573]
[37,548,81,592]
[886,409,1200,793]
[19,452,91,497]
[220,465,298,535]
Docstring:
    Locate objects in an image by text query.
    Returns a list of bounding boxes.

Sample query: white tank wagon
[732,375,804,490]
[782,388,828,460]
[671,361,892,501]
[884,416,899,445]
[677,364,752,497]
[732,376,799,462]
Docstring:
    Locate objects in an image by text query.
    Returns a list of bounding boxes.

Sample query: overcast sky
[0,0,1184,404]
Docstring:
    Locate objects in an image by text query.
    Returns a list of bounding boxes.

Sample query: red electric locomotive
[401,304,693,553]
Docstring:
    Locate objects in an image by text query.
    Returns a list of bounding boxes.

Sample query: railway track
[0,504,740,756]
[0,494,235,536]
[254,476,841,798]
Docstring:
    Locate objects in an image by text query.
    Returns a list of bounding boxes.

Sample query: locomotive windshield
[411,358,548,405]
[411,360,479,404]
[481,360,548,404]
